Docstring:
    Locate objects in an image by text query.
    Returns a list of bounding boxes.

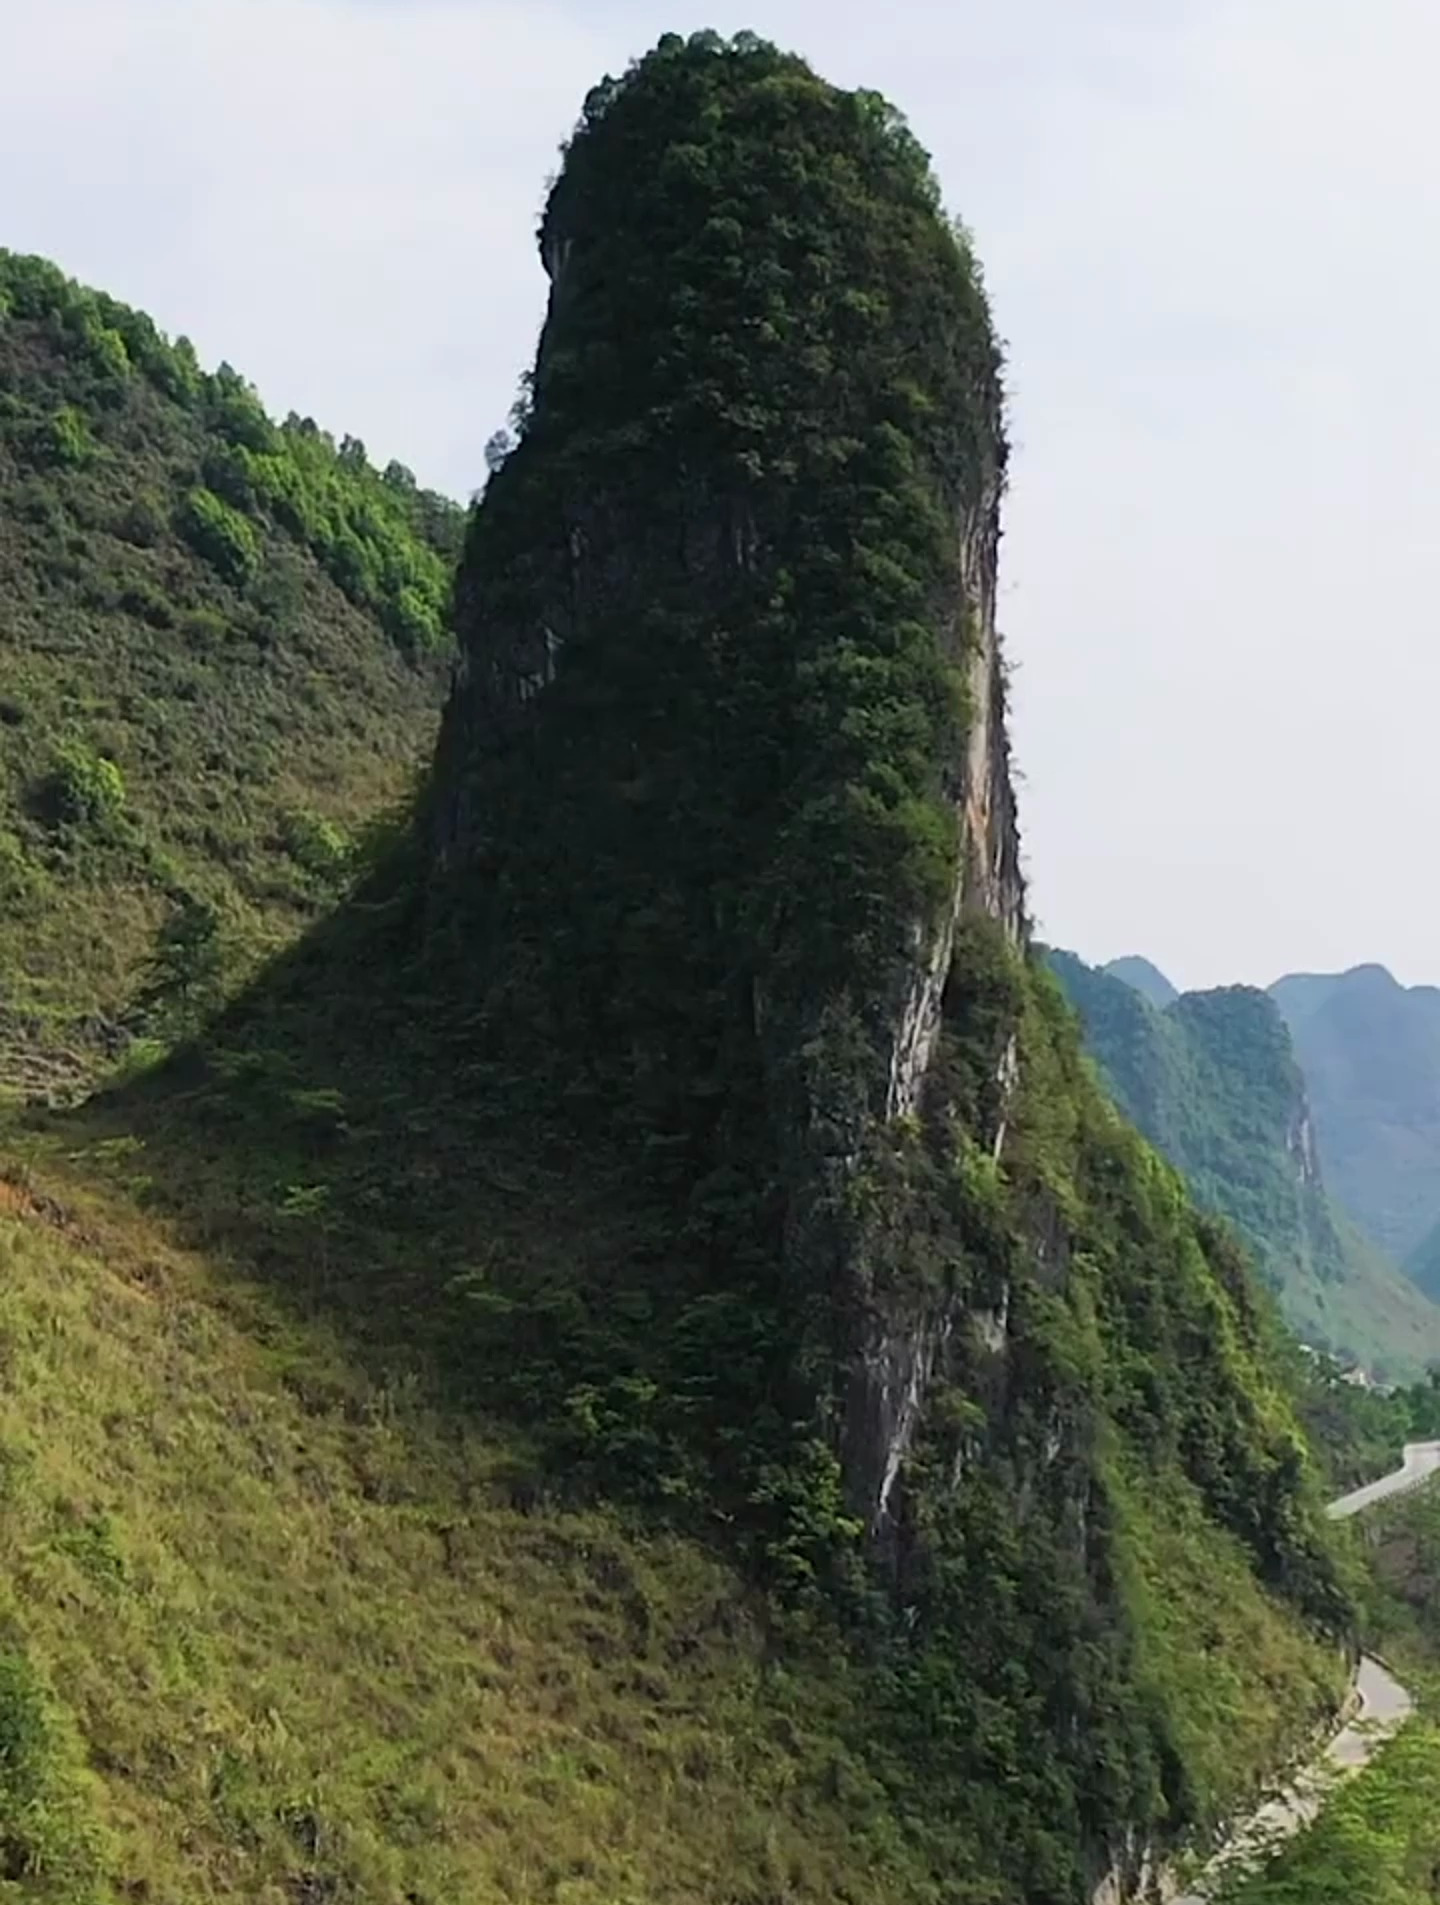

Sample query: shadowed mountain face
[1271,966,1440,1282]
[1052,950,1440,1379]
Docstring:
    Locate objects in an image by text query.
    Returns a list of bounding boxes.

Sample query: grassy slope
[0,1130,1343,1904]
[1285,1213,1440,1389]
[0,876,1347,1901]
[0,253,455,1095]
[0,1180,908,1904]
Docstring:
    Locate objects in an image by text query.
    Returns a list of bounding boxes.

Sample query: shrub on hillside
[80,318,130,388]
[0,1648,104,1889]
[130,894,227,1039]
[113,491,166,547]
[117,576,175,629]
[0,1650,55,1863]
[179,607,228,652]
[44,405,90,467]
[44,742,126,830]
[0,830,37,904]
[177,486,261,588]
[279,810,352,884]
[389,584,444,650]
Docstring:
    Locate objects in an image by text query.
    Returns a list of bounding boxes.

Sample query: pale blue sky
[6,0,1438,991]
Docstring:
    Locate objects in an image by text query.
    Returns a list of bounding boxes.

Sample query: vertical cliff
[433,30,1023,1533]
[428,33,1348,1901]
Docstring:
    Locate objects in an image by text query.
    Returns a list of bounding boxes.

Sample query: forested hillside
[1053,949,1440,1378]
[1271,965,1440,1286]
[0,29,1378,1905]
[0,250,458,1099]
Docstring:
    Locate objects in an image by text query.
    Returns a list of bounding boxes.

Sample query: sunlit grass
[0,1188,937,1902]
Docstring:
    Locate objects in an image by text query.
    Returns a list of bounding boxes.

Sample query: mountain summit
[421,32,1346,1898]
[1271,964,1440,1278]
[1103,953,1179,1007]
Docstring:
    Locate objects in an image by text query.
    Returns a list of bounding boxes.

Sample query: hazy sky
[5,0,1436,991]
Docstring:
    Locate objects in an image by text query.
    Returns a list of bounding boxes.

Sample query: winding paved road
[1326,1440,1440,1521]
[1169,1441,1440,1904]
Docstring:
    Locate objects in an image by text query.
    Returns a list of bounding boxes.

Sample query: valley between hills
[1049,952,1440,1383]
[3,27,1440,1905]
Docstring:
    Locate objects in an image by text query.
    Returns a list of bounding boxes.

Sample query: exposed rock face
[1090,1844,1175,1905]
[430,36,1025,1552]
[1287,1096,1320,1188]
[817,433,1027,1541]
[428,41,1348,1902]
[844,1308,957,1535]
[883,496,1024,1124]
[855,452,1026,1531]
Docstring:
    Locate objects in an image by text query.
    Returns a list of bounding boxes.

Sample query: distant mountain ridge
[1099,955,1440,1291]
[1050,949,1440,1378]
[1102,954,1177,1007]
[1270,964,1440,1288]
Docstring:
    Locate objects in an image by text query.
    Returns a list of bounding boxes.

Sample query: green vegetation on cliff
[424,32,1347,1898]
[0,249,457,1098]
[1050,950,1440,1379]
[0,30,1366,1903]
